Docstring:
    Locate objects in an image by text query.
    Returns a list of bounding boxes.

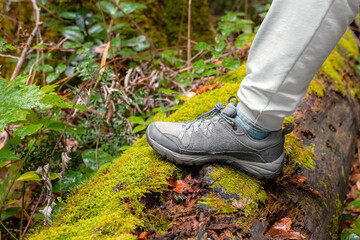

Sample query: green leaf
[341,231,360,240]
[178,72,199,79]
[118,146,131,152]
[1,207,20,221]
[82,149,113,171]
[55,63,67,74]
[52,171,91,192]
[0,38,15,52]
[193,59,205,73]
[14,124,43,139]
[60,11,77,20]
[118,2,146,15]
[133,125,146,133]
[46,121,84,135]
[46,73,59,83]
[34,64,53,72]
[215,41,226,52]
[100,1,116,16]
[88,23,105,37]
[62,26,85,42]
[159,88,181,95]
[40,85,58,93]
[201,69,219,77]
[123,36,150,52]
[221,58,240,70]
[0,77,45,129]
[348,200,360,209]
[127,116,144,125]
[39,93,66,108]
[16,171,59,182]
[194,42,211,51]
[63,41,81,49]
[162,49,179,64]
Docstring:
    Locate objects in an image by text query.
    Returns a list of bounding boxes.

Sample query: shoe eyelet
[232,125,238,131]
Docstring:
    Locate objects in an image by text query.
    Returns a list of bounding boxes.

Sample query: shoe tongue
[221,103,237,118]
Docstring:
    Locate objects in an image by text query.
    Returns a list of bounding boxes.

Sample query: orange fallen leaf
[193,82,222,94]
[138,232,150,240]
[268,217,292,235]
[168,179,193,194]
[297,176,308,183]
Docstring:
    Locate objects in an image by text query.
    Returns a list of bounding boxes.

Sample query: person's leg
[238,0,360,132]
[146,0,360,179]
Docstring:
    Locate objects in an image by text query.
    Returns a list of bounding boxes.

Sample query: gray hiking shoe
[146,96,289,179]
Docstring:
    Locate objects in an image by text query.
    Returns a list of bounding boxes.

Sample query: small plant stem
[0,221,18,240]
[187,0,192,74]
[20,183,25,239]
[244,0,248,19]
[98,0,121,86]
[177,0,186,46]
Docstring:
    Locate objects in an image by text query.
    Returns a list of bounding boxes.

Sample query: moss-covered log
[27,30,359,239]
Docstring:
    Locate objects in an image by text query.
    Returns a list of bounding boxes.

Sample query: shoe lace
[185,96,238,130]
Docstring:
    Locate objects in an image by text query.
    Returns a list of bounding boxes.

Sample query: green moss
[198,193,238,214]
[329,195,343,240]
[309,77,326,97]
[207,165,268,215]
[284,134,315,170]
[338,30,359,58]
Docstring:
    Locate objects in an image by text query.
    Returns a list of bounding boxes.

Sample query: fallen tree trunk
[28,30,360,240]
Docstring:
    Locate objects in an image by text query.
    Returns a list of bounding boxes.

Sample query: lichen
[329,195,343,240]
[308,77,326,98]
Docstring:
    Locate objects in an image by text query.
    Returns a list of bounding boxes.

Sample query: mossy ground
[28,30,358,239]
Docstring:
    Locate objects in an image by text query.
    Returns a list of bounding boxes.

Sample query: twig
[177,0,186,46]
[244,0,248,19]
[0,54,19,60]
[187,0,192,74]
[10,0,42,81]
[0,221,17,240]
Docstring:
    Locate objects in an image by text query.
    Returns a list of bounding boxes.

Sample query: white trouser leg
[237,0,360,131]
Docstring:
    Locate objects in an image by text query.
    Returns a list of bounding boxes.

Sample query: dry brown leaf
[100,41,111,75]
[0,131,9,150]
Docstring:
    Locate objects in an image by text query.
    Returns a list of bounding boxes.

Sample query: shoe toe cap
[146,122,180,152]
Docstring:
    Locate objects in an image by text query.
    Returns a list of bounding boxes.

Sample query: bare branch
[10,0,42,80]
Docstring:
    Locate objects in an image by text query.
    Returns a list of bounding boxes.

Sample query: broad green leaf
[127,116,144,125]
[193,59,205,73]
[16,171,59,182]
[46,121,84,135]
[88,23,105,37]
[0,38,15,52]
[52,171,91,192]
[100,1,116,16]
[118,146,130,152]
[118,2,146,15]
[162,50,179,64]
[55,63,67,74]
[201,69,219,77]
[215,41,226,52]
[14,124,43,139]
[1,207,20,221]
[82,149,113,171]
[194,42,212,51]
[39,93,66,108]
[46,73,59,83]
[0,77,45,129]
[62,26,85,42]
[133,125,146,133]
[40,85,58,93]
[178,72,199,79]
[60,11,77,20]
[63,41,81,49]
[123,36,149,52]
[341,232,360,240]
[34,64,53,72]
[222,58,240,70]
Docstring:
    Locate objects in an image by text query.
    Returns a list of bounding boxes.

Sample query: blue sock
[234,110,270,140]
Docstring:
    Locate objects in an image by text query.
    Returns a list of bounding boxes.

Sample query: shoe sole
[146,134,284,180]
